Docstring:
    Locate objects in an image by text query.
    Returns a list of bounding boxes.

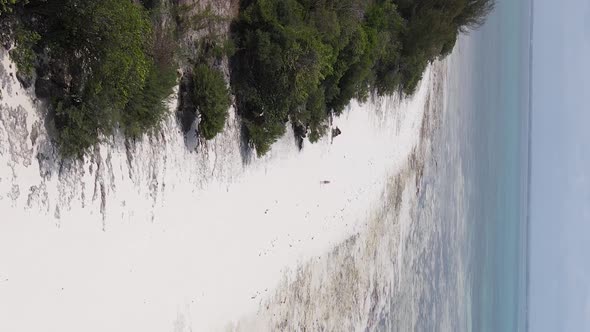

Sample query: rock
[332,127,342,138]
[292,122,306,150]
[15,71,33,89]
[0,19,14,50]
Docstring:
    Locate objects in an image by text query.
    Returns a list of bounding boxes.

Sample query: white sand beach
[0,48,433,331]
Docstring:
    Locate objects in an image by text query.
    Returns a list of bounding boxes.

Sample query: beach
[0,46,438,331]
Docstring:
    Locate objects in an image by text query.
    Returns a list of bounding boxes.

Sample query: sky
[529,0,590,331]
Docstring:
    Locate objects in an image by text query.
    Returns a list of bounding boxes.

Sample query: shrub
[54,103,100,159]
[193,64,230,140]
[9,26,39,81]
[122,17,178,138]
[52,1,152,156]
[122,62,177,138]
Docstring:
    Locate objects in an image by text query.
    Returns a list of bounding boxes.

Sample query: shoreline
[234,60,448,331]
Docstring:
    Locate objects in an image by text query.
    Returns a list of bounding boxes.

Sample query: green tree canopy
[231,0,493,155]
[7,0,177,157]
[193,63,231,140]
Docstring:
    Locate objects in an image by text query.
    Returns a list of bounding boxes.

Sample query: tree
[193,64,231,140]
[230,0,494,154]
[25,0,176,156]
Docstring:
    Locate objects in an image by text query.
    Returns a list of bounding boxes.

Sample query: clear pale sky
[529,0,590,330]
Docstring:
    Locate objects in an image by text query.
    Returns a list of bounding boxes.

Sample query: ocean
[370,0,533,327]
[459,0,532,330]
[235,1,533,324]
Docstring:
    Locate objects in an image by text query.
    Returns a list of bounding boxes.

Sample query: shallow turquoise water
[462,0,531,330]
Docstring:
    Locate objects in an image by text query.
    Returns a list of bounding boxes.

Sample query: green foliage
[244,116,286,156]
[54,102,100,159]
[9,26,39,80]
[3,0,492,158]
[53,0,152,110]
[45,0,155,156]
[0,0,23,14]
[177,4,234,141]
[231,0,338,154]
[192,64,231,140]
[231,0,402,154]
[123,13,178,138]
[11,0,177,157]
[395,0,494,93]
[300,88,328,143]
[196,34,236,63]
[231,0,494,154]
[122,62,177,138]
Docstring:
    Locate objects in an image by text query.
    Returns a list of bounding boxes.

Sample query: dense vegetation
[176,4,234,141]
[3,0,178,157]
[231,0,493,154]
[193,63,231,140]
[2,0,492,158]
